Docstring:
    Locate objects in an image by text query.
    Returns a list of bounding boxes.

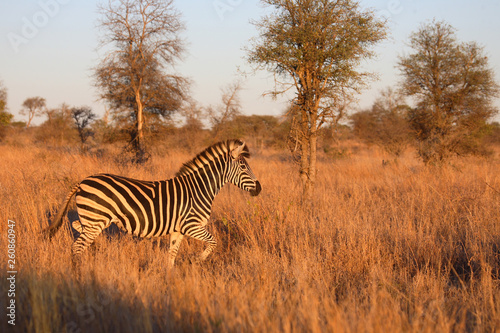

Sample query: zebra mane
[175,139,250,177]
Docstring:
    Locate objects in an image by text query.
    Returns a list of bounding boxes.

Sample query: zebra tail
[43,184,79,240]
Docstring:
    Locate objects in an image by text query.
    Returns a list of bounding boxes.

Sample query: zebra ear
[230,141,245,159]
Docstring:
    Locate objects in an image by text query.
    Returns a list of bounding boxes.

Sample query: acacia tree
[398,20,499,163]
[94,0,188,163]
[20,97,46,128]
[247,0,386,200]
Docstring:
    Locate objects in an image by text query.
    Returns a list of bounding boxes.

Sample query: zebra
[43,139,261,268]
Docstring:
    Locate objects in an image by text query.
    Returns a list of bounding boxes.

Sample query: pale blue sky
[1,0,500,125]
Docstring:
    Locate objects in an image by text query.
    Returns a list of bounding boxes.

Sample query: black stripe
[76,202,114,223]
[100,176,146,233]
[107,175,157,231]
[159,180,169,236]
[193,172,210,209]
[81,179,138,233]
[78,213,107,223]
[152,181,162,237]
[173,177,184,233]
[160,179,174,236]
[177,176,190,216]
[112,174,155,192]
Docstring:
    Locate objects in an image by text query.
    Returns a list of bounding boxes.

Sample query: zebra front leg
[184,225,217,262]
[168,232,184,269]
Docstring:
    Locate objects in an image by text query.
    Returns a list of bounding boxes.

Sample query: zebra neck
[185,166,228,201]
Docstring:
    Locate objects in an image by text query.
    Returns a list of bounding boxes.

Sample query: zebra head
[227,140,261,196]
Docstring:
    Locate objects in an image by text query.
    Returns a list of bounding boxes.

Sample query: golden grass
[0,142,499,332]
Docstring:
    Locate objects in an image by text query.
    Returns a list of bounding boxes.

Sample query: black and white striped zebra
[44,139,261,267]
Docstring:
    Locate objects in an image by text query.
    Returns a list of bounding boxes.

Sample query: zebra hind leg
[184,225,217,263]
[71,220,107,269]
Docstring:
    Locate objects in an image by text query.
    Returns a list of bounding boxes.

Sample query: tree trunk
[298,105,319,202]
[300,134,311,200]
[297,84,320,202]
[299,135,318,202]
[137,103,144,149]
[307,127,317,200]
[134,90,147,163]
[25,110,36,128]
[299,98,310,199]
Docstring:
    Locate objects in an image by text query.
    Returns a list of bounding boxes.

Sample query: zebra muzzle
[250,181,262,197]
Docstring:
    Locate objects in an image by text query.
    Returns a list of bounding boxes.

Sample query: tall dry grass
[0,142,499,332]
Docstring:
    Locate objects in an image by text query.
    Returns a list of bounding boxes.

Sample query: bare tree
[351,87,411,158]
[247,0,387,200]
[206,81,242,141]
[43,103,71,124]
[71,106,97,145]
[20,96,46,128]
[398,20,499,163]
[181,99,205,131]
[94,0,188,163]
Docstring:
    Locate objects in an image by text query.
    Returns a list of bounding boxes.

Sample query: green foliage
[248,0,387,104]
[0,111,13,126]
[247,0,387,199]
[0,81,12,141]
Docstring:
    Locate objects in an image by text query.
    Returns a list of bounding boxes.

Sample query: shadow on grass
[0,269,203,333]
[7,207,201,332]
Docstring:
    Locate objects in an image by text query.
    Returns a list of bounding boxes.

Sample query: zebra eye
[240,162,247,170]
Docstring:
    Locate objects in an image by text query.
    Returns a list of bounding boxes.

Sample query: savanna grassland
[1,138,499,332]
